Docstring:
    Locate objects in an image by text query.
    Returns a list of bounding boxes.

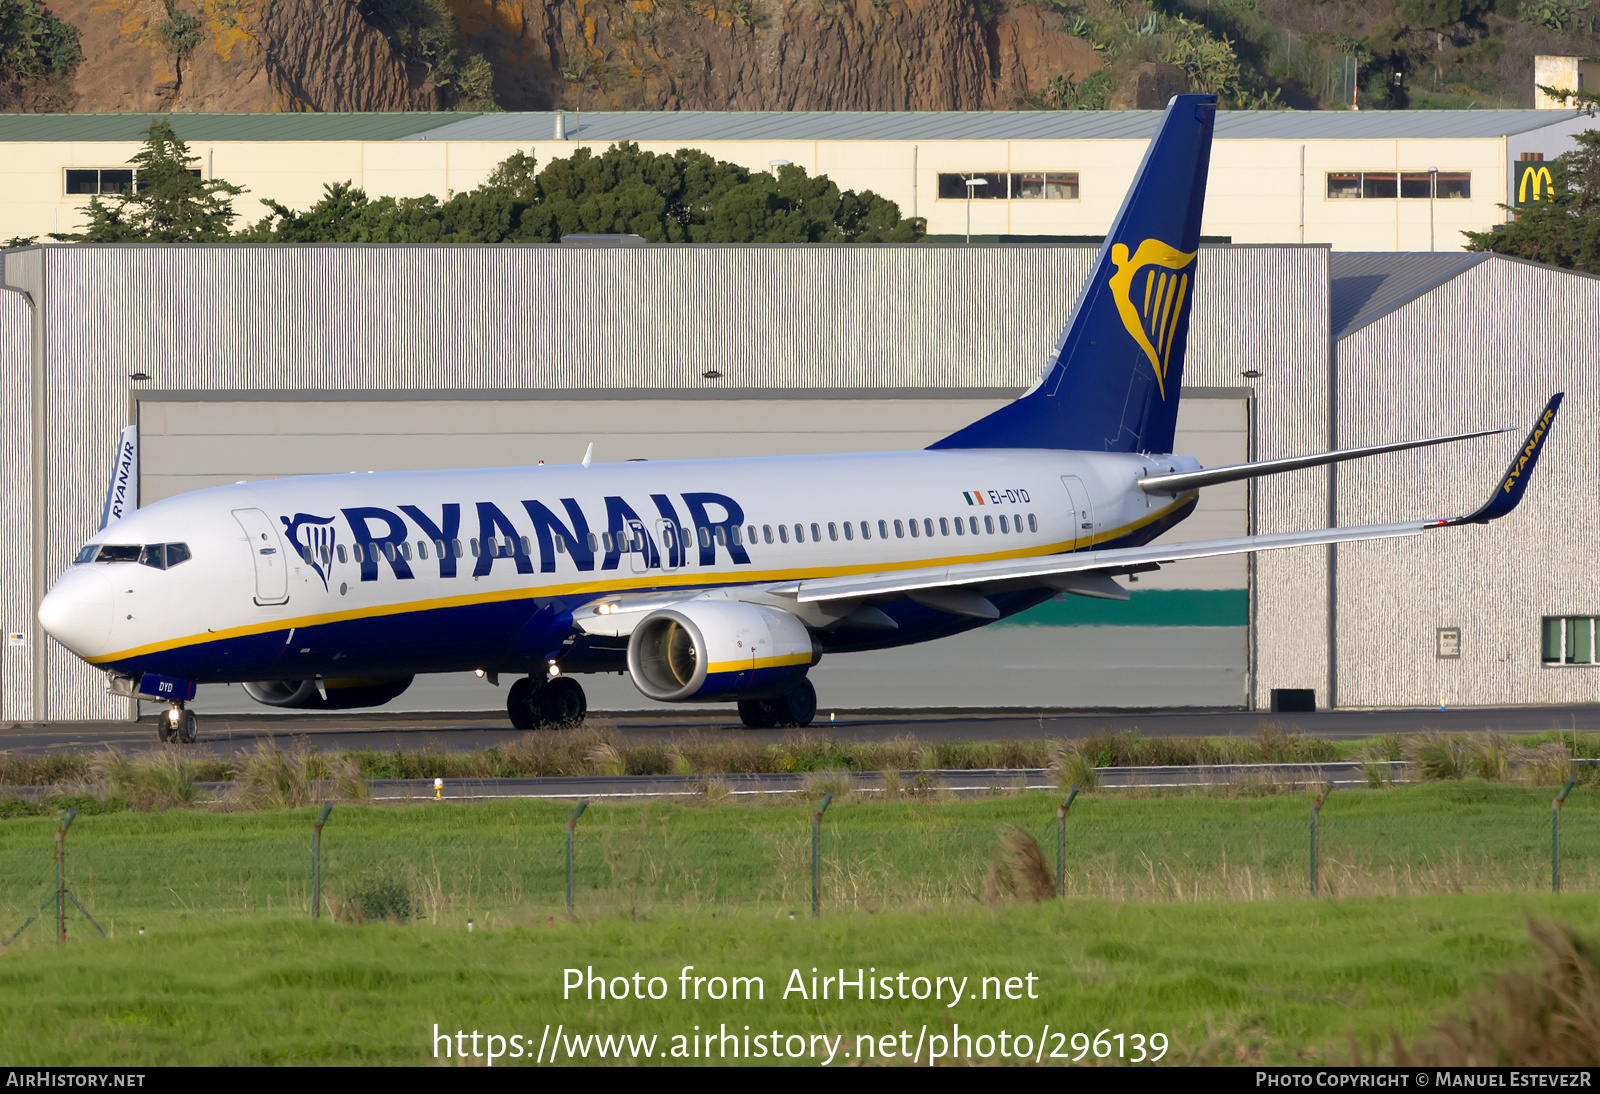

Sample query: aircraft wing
[781,393,1562,607]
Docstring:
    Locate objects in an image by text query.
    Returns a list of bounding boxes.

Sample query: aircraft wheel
[537,676,587,728]
[507,677,536,730]
[157,715,175,743]
[176,709,198,744]
[737,699,779,729]
[772,679,817,728]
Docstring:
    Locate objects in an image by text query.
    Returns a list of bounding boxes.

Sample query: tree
[244,144,924,245]
[53,120,245,243]
[1463,129,1600,273]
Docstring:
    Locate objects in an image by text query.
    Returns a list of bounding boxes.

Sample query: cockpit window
[138,543,192,570]
[74,543,191,567]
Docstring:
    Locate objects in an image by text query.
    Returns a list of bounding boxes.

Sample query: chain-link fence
[2,777,1595,943]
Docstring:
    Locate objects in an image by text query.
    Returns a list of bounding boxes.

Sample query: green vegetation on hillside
[1028,0,1598,109]
[359,0,498,111]
[0,0,80,112]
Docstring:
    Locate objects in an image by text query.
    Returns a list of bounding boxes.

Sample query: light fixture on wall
[702,369,724,379]
[1241,369,1262,378]
[129,372,151,381]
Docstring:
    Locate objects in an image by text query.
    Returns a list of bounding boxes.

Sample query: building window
[1327,171,1470,200]
[1543,616,1598,665]
[1010,172,1080,200]
[64,167,201,197]
[936,172,1079,200]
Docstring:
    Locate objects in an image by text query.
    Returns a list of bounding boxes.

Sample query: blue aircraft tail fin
[930,94,1218,455]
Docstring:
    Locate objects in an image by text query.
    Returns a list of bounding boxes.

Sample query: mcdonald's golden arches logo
[1109,238,1197,400]
[1517,162,1554,205]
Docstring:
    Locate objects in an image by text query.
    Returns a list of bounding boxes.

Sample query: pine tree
[54,120,245,243]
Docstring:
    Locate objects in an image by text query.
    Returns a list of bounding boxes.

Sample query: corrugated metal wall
[0,284,33,721]
[11,242,1329,720]
[1334,259,1600,708]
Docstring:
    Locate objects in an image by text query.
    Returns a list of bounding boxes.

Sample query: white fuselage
[40,447,1200,684]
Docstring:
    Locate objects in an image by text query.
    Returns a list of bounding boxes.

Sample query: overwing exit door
[233,507,290,605]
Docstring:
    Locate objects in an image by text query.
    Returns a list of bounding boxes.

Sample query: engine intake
[627,602,813,702]
[242,676,414,710]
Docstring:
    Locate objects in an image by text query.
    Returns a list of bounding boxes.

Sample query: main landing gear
[507,674,588,730]
[158,702,197,744]
[737,678,817,729]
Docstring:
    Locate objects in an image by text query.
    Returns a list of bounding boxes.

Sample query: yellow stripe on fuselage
[87,493,1196,665]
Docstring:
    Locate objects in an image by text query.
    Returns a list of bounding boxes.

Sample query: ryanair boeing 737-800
[37,95,1561,742]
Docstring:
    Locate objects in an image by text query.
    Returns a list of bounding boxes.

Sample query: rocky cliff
[457,0,1102,111]
[35,0,1104,113]
[47,0,427,112]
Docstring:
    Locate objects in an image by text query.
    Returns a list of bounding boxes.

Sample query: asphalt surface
[3,704,1598,757]
[1,762,1417,802]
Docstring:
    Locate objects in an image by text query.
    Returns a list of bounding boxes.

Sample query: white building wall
[0,132,1522,249]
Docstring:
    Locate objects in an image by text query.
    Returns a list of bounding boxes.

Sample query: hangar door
[138,394,1249,712]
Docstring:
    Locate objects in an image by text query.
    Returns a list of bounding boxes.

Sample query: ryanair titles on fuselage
[285,491,750,589]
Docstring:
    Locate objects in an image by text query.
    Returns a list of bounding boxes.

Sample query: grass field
[2,783,1596,1065]
[1,896,1596,1065]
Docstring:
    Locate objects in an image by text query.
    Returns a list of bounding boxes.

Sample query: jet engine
[626,601,813,702]
[242,676,414,710]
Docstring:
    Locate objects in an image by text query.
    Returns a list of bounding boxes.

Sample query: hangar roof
[0,109,1578,144]
[1330,252,1488,339]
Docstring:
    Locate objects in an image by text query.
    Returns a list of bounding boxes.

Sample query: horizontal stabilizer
[1137,426,1510,495]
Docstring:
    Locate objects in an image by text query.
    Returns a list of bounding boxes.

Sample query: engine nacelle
[242,676,414,710]
[627,602,813,702]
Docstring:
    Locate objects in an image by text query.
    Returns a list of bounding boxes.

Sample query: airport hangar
[0,241,1595,724]
[0,108,1595,250]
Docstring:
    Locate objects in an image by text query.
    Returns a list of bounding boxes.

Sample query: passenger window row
[300,511,1044,569]
[737,513,1038,545]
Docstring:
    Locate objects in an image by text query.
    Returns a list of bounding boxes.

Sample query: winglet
[1445,393,1562,526]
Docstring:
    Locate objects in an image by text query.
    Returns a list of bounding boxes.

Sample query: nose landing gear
[506,674,588,730]
[158,703,197,744]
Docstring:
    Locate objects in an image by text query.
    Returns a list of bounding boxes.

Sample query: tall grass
[1396,921,1600,1065]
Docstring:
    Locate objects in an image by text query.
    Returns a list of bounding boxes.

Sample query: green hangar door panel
[137,395,1247,713]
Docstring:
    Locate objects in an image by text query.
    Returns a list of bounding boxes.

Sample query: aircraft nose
[38,568,115,658]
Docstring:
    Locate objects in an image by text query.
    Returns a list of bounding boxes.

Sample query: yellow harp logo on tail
[1109,238,1198,400]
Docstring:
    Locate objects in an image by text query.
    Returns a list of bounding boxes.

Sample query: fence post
[812,791,834,918]
[1057,785,1080,898]
[311,803,333,920]
[1310,782,1333,897]
[56,807,76,944]
[1553,776,1578,893]
[566,801,588,916]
